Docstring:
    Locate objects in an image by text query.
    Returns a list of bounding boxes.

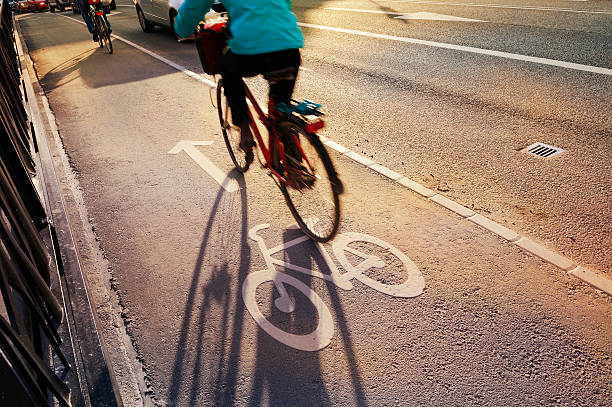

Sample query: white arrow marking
[168,140,239,193]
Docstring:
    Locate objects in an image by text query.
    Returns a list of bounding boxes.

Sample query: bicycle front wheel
[100,18,113,54]
[217,80,250,172]
[278,120,342,242]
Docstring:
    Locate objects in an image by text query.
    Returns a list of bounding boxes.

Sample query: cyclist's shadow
[243,227,369,407]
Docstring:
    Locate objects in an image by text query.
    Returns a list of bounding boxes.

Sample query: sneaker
[92,32,99,42]
[238,123,255,164]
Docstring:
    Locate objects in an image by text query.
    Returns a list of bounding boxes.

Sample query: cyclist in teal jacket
[175,0,304,163]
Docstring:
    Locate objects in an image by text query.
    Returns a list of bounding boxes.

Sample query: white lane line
[53,14,611,295]
[381,0,612,15]
[326,7,486,22]
[298,23,612,76]
[59,14,216,87]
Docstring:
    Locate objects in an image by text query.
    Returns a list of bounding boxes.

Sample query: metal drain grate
[524,142,564,158]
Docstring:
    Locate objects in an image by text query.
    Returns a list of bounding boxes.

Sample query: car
[15,0,31,12]
[134,0,184,36]
[48,0,70,12]
[27,0,49,12]
[71,0,115,14]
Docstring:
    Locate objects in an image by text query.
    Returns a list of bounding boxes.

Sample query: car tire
[137,6,155,33]
[59,3,64,11]
[50,5,55,12]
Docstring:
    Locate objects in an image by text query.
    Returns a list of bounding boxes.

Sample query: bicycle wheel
[278,120,342,242]
[216,80,250,172]
[94,15,104,48]
[99,18,113,54]
[242,269,334,351]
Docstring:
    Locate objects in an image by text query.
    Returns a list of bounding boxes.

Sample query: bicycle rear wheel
[278,120,342,242]
[217,80,250,172]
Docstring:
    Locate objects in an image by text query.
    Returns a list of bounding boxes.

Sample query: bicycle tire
[99,17,113,54]
[93,15,104,48]
[278,120,342,242]
[217,80,250,172]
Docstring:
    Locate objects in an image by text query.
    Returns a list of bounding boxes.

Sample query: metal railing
[1,0,72,404]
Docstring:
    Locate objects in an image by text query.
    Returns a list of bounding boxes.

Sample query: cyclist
[174,0,303,164]
[79,0,111,42]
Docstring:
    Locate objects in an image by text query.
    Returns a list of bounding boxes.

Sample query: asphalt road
[16,1,611,406]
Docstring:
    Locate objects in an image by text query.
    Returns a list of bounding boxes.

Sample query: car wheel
[137,6,155,33]
[50,5,55,12]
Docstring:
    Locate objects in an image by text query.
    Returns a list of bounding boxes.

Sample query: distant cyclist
[174,0,303,164]
[79,0,111,42]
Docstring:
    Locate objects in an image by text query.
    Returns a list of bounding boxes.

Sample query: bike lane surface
[17,11,611,407]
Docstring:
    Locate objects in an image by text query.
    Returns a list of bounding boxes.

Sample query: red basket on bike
[195,17,227,75]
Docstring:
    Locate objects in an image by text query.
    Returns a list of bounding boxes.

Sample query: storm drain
[523,142,565,158]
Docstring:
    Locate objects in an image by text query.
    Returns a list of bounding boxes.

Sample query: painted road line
[298,23,612,76]
[514,238,576,271]
[397,177,436,198]
[467,214,520,242]
[429,194,476,218]
[52,13,611,295]
[345,151,375,166]
[325,8,486,22]
[369,163,404,181]
[168,140,239,193]
[382,0,612,15]
[569,267,612,294]
[323,139,350,154]
[59,14,216,87]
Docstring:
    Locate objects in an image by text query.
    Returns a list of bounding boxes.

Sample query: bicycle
[193,12,342,242]
[87,0,112,54]
[217,80,343,242]
[242,224,425,351]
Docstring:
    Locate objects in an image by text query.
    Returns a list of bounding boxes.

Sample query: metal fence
[0,0,72,404]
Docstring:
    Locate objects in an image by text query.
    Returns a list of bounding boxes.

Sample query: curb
[15,20,123,407]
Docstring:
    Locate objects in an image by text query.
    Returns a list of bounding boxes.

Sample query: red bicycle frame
[242,82,313,187]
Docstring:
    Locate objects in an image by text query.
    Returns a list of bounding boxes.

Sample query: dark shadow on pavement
[166,170,249,406]
[245,227,368,406]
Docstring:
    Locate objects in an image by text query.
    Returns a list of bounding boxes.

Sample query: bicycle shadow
[166,169,251,406]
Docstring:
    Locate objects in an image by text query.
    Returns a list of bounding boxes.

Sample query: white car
[134,0,186,36]
[134,0,219,37]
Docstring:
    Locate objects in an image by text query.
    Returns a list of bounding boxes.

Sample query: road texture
[16,0,611,406]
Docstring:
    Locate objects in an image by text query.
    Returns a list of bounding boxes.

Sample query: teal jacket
[175,0,304,55]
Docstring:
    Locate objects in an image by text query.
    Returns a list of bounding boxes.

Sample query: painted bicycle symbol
[242,224,425,351]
